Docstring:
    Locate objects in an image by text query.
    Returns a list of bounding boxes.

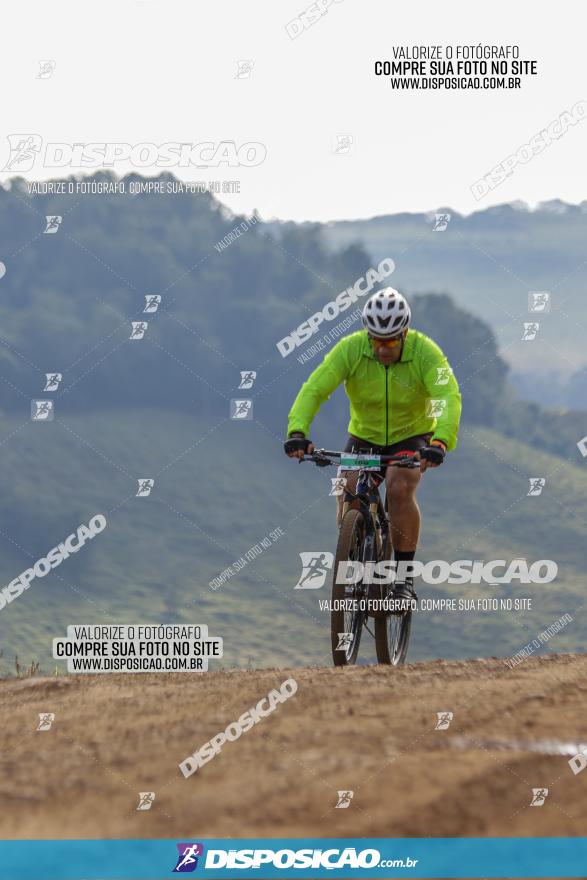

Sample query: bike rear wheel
[375,609,412,665]
[331,509,366,666]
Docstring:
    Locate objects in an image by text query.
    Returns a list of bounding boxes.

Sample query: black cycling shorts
[343,432,432,477]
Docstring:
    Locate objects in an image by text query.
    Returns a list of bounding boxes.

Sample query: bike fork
[370,500,383,556]
[337,499,350,528]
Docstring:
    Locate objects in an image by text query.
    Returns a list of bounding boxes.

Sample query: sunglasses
[369,334,404,348]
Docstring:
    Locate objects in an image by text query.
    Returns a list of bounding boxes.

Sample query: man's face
[369,329,407,365]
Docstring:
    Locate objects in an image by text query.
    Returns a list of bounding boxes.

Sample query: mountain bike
[301,449,420,667]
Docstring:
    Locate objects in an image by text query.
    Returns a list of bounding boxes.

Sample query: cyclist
[284,288,462,601]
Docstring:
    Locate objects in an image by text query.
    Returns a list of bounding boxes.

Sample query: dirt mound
[1,654,586,839]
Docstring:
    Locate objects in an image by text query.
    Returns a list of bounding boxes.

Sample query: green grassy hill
[0,409,583,672]
[0,179,584,673]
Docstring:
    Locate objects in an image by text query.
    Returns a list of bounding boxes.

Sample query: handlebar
[299,449,421,468]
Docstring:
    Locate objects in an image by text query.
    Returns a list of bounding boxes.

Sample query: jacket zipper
[384,365,389,445]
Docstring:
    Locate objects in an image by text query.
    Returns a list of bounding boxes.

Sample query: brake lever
[390,455,421,469]
[299,453,332,467]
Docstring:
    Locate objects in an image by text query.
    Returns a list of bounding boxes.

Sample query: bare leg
[385,466,422,551]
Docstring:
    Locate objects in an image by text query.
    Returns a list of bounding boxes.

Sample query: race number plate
[339,453,381,470]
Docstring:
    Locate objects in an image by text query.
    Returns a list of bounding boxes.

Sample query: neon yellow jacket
[287,329,462,450]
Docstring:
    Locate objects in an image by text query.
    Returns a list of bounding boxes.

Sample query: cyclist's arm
[287,339,351,437]
[419,338,462,452]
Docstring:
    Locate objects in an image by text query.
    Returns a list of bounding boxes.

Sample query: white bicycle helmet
[362,287,411,338]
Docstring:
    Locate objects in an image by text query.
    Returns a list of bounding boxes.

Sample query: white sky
[1,0,586,221]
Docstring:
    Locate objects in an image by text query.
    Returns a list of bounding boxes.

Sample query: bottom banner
[0,837,585,879]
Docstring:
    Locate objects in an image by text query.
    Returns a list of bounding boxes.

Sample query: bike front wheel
[331,508,366,666]
[374,607,412,665]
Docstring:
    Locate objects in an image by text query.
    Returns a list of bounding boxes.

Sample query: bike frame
[299,449,421,664]
[341,468,387,559]
[303,448,420,566]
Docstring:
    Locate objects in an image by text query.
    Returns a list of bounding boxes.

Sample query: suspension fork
[350,472,382,560]
[339,472,382,551]
[359,472,385,557]
[338,468,364,526]
[370,494,384,556]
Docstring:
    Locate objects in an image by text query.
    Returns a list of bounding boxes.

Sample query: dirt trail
[1,654,586,840]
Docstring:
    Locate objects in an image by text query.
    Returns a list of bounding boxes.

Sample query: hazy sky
[1,0,585,221]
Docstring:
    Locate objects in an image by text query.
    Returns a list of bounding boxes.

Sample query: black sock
[394,550,416,562]
[394,549,416,582]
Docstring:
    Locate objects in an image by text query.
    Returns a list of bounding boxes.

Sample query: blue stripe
[0,838,586,878]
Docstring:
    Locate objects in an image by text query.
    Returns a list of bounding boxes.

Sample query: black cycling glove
[420,442,446,466]
[284,434,312,455]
